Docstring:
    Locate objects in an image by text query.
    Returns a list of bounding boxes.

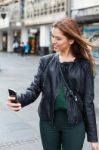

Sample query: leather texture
[17,53,98,142]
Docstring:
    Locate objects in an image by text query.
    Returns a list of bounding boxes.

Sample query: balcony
[71,5,99,23]
[25,0,65,19]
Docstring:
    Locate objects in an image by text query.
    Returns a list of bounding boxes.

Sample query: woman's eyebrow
[51,34,61,38]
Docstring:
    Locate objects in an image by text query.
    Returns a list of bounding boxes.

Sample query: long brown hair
[52,17,95,71]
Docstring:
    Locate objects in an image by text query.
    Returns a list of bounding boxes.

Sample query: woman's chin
[53,48,59,52]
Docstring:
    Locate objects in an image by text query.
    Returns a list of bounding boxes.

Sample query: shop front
[28,28,39,54]
[83,24,99,57]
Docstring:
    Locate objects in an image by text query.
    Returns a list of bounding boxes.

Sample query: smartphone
[8,89,18,103]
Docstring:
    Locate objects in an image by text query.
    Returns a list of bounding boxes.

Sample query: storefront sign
[84,25,99,32]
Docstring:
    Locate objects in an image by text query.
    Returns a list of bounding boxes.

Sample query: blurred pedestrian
[20,42,25,56]
[7,17,99,150]
[12,41,19,53]
[24,42,30,56]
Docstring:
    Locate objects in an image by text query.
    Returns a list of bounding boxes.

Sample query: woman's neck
[58,51,75,63]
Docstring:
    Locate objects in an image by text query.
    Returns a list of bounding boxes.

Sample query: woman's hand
[7,96,21,111]
[91,142,99,150]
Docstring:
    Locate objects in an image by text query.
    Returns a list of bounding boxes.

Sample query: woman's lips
[53,45,58,49]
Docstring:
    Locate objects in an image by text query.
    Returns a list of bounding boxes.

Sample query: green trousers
[40,110,85,150]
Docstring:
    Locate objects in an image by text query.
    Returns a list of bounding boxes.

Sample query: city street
[0,52,99,150]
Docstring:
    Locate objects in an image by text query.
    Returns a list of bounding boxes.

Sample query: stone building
[0,0,71,54]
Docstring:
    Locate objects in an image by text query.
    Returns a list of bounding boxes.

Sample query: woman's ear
[69,39,74,45]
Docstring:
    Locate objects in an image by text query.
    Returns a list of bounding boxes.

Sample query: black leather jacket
[17,53,98,142]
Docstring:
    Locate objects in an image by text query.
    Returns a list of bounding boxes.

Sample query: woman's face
[51,27,73,53]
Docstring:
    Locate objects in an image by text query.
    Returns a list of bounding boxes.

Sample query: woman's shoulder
[39,53,56,70]
[78,58,92,72]
[41,53,55,59]
[40,53,56,63]
[78,58,90,66]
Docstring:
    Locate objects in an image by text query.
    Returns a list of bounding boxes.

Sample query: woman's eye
[57,38,61,40]
[51,35,54,38]
[51,35,61,41]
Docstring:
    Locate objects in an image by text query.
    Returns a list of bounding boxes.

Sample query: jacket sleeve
[17,58,44,107]
[83,62,98,142]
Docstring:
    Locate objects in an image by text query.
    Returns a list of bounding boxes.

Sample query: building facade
[23,0,68,55]
[0,0,25,52]
[71,0,99,40]
[0,0,70,54]
[1,0,99,54]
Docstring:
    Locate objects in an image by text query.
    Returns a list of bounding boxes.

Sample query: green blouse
[55,86,68,110]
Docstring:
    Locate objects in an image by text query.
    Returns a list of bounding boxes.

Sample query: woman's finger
[7,101,21,107]
[7,96,21,111]
[9,106,21,111]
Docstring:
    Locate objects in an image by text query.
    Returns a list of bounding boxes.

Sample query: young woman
[7,17,99,150]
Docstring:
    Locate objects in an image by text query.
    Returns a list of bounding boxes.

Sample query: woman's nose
[52,38,57,44]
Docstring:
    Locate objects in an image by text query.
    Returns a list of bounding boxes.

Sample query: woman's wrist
[90,142,99,150]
